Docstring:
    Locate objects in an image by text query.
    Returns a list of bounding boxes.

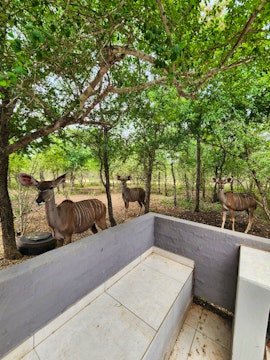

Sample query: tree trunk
[202,175,206,200]
[144,154,155,214]
[184,172,190,202]
[0,87,22,259]
[102,128,116,227]
[164,165,168,196]
[171,162,177,206]
[194,136,201,212]
[158,171,161,194]
[212,166,219,203]
[251,169,270,221]
[184,148,190,201]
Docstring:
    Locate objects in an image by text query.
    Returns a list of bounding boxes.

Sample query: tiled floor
[169,303,232,360]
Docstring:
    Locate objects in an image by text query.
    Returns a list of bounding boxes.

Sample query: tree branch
[220,0,267,66]
[79,46,124,108]
[110,46,157,65]
[6,115,76,155]
[193,57,257,92]
[156,0,171,37]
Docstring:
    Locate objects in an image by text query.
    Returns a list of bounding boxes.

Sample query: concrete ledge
[232,246,270,360]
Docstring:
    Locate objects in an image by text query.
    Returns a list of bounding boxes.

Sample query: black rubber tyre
[16,232,56,255]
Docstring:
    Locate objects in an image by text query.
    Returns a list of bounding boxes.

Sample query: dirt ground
[1,192,269,270]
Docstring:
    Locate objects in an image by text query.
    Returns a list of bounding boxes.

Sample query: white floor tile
[2,337,33,360]
[107,262,184,330]
[143,253,193,283]
[188,331,230,360]
[34,283,104,346]
[169,305,232,360]
[34,292,155,360]
[184,303,203,329]
[21,350,40,360]
[197,309,232,349]
[169,323,196,360]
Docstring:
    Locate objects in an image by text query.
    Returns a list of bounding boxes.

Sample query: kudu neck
[218,186,227,202]
[43,190,58,227]
[121,182,128,191]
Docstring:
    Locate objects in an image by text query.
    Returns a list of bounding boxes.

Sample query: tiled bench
[4,247,194,360]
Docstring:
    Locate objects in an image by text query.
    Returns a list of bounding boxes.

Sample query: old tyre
[16,232,56,255]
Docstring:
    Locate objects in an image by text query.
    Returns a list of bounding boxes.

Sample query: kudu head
[211,177,233,190]
[117,175,131,186]
[18,173,67,205]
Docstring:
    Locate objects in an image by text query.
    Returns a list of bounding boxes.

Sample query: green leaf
[13,66,25,75]
[170,52,177,61]
[12,39,22,52]
[0,79,9,87]
[36,51,43,61]
[171,44,181,54]
[179,41,187,50]
[30,30,45,44]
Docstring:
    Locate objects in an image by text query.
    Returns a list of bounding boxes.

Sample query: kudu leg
[221,211,226,229]
[123,203,129,221]
[230,210,235,231]
[137,201,143,216]
[244,211,253,233]
[64,235,72,246]
[57,239,64,247]
[96,218,107,231]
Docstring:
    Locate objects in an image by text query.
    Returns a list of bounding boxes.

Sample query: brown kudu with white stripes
[19,173,107,246]
[117,175,146,219]
[212,177,258,233]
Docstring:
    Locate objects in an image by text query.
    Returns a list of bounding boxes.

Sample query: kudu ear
[117,175,121,180]
[52,173,67,188]
[211,177,217,183]
[127,175,131,181]
[227,177,233,183]
[18,173,39,187]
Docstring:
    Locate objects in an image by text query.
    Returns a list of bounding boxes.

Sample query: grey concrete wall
[0,214,154,358]
[153,214,270,312]
[1,212,270,357]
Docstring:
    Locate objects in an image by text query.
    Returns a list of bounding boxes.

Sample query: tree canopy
[1,0,269,154]
[1,0,269,258]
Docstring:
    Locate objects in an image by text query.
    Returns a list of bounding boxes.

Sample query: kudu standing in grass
[212,177,258,233]
[117,175,146,219]
[19,173,107,246]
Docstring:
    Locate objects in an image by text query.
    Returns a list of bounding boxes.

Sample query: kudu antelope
[19,173,107,246]
[117,175,146,218]
[212,177,258,233]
